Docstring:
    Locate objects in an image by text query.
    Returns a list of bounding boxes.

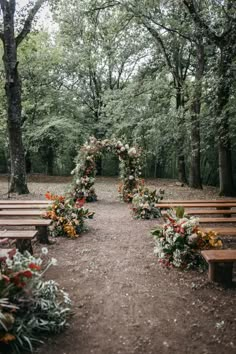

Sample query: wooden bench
[201,250,236,287]
[0,230,38,254]
[161,199,236,204]
[185,209,236,215]
[0,219,52,244]
[202,227,236,236]
[156,203,236,209]
[0,200,50,204]
[0,204,49,210]
[0,210,44,217]
[199,217,236,224]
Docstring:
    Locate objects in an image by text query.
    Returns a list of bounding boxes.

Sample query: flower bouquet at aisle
[0,249,71,353]
[43,192,95,238]
[151,207,222,269]
[132,183,164,219]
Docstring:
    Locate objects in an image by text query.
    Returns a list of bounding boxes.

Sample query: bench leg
[36,226,50,244]
[208,262,233,287]
[16,240,33,254]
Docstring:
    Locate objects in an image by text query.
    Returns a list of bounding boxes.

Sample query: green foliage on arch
[71,137,143,202]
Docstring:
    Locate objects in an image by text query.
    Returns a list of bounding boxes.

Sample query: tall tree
[0,0,47,193]
[183,0,236,195]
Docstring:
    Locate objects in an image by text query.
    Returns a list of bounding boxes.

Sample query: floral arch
[71,137,142,202]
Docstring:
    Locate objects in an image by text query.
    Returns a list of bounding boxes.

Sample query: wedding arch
[71,137,142,202]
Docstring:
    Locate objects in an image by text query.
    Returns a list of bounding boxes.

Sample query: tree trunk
[1,0,29,194]
[176,87,187,184]
[217,48,235,196]
[189,39,204,189]
[47,147,54,175]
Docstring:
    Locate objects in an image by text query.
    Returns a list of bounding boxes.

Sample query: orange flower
[45,191,52,200]
[0,333,16,344]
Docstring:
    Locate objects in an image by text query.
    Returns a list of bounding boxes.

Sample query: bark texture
[0,0,47,194]
[183,0,236,195]
[189,38,204,189]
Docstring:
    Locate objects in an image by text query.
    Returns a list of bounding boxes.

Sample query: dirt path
[34,179,236,354]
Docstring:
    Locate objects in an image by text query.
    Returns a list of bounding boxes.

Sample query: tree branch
[88,1,120,12]
[182,0,221,45]
[15,0,47,47]
[142,14,193,42]
[142,21,174,75]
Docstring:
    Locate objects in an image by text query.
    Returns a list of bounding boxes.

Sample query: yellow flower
[0,333,16,344]
[209,238,222,248]
[63,224,78,238]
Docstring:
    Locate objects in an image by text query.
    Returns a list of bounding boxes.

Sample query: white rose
[125,144,129,149]
[128,147,137,156]
[129,175,134,180]
[121,147,125,152]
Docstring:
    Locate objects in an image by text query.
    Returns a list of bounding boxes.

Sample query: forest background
[0,0,235,195]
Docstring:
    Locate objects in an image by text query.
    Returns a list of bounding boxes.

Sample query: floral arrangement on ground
[71,136,143,203]
[132,182,164,219]
[151,207,222,269]
[44,192,94,238]
[0,249,71,353]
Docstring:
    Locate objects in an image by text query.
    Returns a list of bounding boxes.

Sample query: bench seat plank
[156,203,236,208]
[0,204,49,210]
[0,230,38,239]
[199,217,236,223]
[161,199,236,204]
[201,250,236,262]
[0,200,50,204]
[0,210,43,217]
[0,219,51,226]
[162,209,236,215]
[185,209,236,215]
[202,227,236,236]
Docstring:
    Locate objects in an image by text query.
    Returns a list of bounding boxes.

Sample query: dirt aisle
[36,181,235,354]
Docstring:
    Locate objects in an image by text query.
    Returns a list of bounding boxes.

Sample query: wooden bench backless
[0,204,49,210]
[185,209,236,215]
[202,227,236,236]
[0,230,38,254]
[0,200,50,204]
[156,203,236,209]
[0,210,44,217]
[161,199,236,204]
[199,217,236,223]
[0,219,51,244]
[201,250,236,287]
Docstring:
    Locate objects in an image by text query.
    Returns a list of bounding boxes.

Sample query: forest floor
[0,176,236,354]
